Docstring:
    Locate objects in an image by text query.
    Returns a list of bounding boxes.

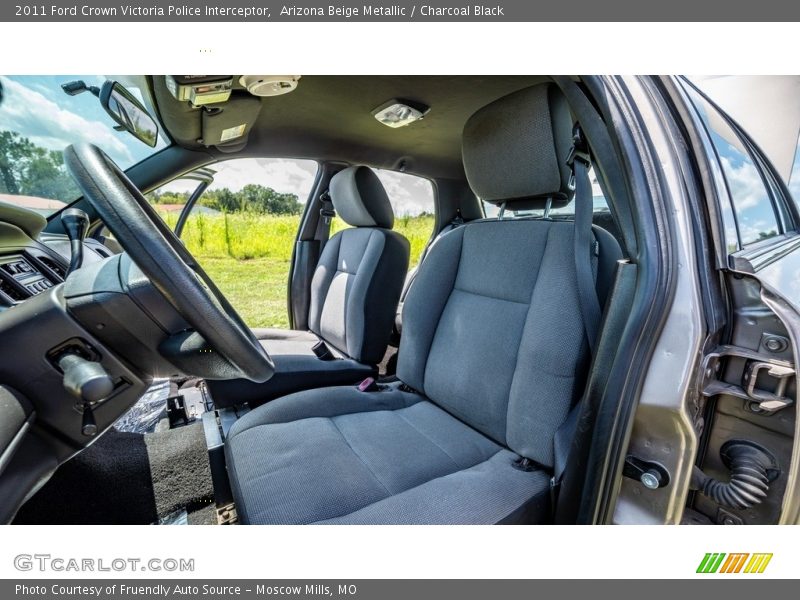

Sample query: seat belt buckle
[311,340,335,361]
[319,190,335,224]
[357,377,380,392]
[566,124,591,190]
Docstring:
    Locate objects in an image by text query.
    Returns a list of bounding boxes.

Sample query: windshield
[0,75,166,216]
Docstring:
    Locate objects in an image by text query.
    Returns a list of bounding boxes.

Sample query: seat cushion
[225,385,551,524]
[206,332,374,408]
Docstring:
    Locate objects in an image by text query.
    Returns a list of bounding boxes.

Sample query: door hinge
[701,345,795,414]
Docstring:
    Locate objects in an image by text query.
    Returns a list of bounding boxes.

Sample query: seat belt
[567,124,602,353]
[549,78,632,517]
[316,190,336,251]
[552,401,580,485]
[550,125,603,512]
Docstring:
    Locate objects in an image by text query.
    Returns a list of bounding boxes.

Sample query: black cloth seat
[208,166,409,407]
[225,83,623,524]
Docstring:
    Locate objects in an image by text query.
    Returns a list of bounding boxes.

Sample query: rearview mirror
[100,81,159,148]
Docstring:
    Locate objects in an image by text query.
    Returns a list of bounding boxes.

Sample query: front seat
[207,166,410,407]
[224,83,622,524]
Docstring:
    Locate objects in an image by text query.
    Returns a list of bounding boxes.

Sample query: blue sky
[0,75,163,169]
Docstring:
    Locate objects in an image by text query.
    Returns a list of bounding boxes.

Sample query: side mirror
[100,81,159,148]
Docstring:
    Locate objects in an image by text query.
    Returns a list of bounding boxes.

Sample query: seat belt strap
[549,78,626,518]
[549,128,602,512]
[553,75,635,257]
[567,125,602,353]
[550,397,582,507]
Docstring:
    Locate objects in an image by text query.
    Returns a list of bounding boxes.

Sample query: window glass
[0,75,166,215]
[147,158,318,328]
[331,168,435,268]
[687,87,782,247]
[788,131,800,213]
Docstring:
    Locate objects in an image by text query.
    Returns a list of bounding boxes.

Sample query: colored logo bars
[696,553,773,574]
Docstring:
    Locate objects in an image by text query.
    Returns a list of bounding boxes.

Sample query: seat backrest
[309,166,410,364]
[397,84,621,468]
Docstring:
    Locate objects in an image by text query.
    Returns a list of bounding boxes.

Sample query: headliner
[152,75,550,179]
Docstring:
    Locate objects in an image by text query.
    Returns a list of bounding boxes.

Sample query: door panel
[149,158,319,329]
[682,79,800,525]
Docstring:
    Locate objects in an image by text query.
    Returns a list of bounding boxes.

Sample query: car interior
[207,164,411,408]
[3,74,789,525]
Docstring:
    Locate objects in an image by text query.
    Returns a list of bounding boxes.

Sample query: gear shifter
[60,207,90,276]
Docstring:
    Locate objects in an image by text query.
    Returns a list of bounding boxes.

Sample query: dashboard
[0,230,111,310]
[0,254,62,303]
[0,202,153,522]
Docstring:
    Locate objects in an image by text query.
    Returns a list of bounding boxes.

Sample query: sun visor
[200,93,262,149]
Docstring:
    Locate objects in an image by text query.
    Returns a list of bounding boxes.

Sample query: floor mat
[187,504,218,525]
[13,422,214,525]
[147,424,214,518]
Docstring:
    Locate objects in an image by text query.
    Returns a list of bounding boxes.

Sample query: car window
[0,75,167,216]
[685,86,784,248]
[788,131,800,214]
[482,167,609,218]
[331,168,435,269]
[146,157,318,329]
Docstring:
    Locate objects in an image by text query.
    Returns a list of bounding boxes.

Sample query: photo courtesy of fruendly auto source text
[0,0,799,594]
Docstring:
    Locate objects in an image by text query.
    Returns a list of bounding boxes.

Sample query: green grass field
[158,210,433,328]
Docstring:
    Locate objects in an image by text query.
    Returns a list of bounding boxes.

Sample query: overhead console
[155,75,301,152]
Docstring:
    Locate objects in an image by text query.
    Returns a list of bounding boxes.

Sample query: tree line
[146,185,303,216]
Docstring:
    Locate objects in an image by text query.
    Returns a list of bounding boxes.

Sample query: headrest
[462,84,574,210]
[329,166,394,228]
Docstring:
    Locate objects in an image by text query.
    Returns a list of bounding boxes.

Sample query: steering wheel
[63,143,275,383]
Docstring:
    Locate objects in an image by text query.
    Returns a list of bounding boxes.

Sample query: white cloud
[161,157,318,198]
[0,76,133,165]
[738,219,774,245]
[374,169,434,216]
[719,150,767,211]
[718,147,784,243]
